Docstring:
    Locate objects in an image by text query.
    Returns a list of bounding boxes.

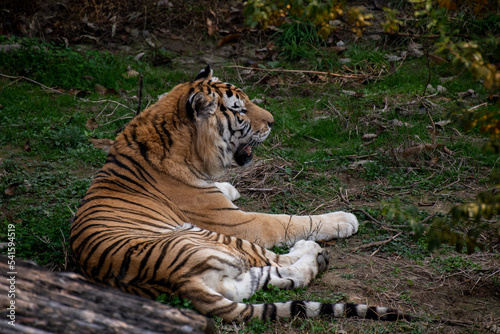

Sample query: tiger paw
[315,212,359,240]
[214,182,241,201]
[316,250,329,273]
[288,240,323,259]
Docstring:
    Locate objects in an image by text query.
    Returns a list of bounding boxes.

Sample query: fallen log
[0,255,214,334]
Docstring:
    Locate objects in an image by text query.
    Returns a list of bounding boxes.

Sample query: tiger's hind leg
[165,225,330,320]
[218,245,329,303]
[209,238,329,303]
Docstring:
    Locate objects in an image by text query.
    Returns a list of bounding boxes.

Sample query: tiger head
[182,65,274,177]
[116,66,274,180]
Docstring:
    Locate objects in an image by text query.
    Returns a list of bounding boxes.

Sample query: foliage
[385,196,499,254]
[156,293,195,310]
[244,284,306,304]
[412,0,500,91]
[244,0,372,38]
[382,8,403,33]
[410,0,500,252]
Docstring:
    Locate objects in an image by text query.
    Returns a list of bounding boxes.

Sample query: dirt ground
[228,159,500,333]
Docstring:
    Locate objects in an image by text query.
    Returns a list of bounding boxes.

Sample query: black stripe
[345,303,358,317]
[268,303,277,321]
[366,306,381,320]
[91,236,133,277]
[160,120,174,147]
[81,233,119,269]
[320,303,335,316]
[262,268,271,287]
[290,301,307,318]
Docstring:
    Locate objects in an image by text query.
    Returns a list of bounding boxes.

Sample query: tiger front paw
[316,211,359,240]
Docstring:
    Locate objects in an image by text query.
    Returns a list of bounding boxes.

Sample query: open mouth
[234,143,254,166]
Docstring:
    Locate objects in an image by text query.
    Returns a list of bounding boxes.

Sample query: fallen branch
[0,73,69,95]
[353,232,403,252]
[225,65,367,79]
[0,256,214,334]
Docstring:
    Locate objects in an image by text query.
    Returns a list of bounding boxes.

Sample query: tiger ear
[194,65,212,81]
[186,92,218,121]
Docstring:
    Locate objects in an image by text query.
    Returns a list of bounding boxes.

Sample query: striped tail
[207,299,412,322]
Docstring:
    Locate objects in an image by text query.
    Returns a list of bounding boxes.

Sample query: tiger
[70,65,411,323]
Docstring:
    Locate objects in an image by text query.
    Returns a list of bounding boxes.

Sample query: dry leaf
[255,47,268,60]
[89,138,114,153]
[457,89,477,98]
[348,160,375,168]
[442,146,453,155]
[435,97,451,102]
[86,118,99,130]
[94,84,107,95]
[319,239,337,246]
[124,69,139,78]
[342,90,364,97]
[5,183,21,196]
[24,139,31,153]
[362,133,378,141]
[430,156,439,165]
[402,143,438,158]
[218,33,241,47]
[264,76,282,87]
[390,119,412,127]
[207,18,215,36]
[435,120,452,129]
[251,98,265,105]
[328,46,346,54]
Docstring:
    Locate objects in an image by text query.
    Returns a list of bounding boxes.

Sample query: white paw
[316,211,359,240]
[289,240,323,256]
[214,182,241,201]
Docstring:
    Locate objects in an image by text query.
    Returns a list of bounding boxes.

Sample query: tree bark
[0,256,214,334]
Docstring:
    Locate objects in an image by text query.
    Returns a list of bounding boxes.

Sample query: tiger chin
[70,66,411,323]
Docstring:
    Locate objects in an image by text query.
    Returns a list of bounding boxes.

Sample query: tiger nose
[268,121,274,128]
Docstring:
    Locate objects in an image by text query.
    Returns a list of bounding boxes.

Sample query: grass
[0,36,498,333]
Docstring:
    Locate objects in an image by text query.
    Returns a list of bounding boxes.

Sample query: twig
[386,173,436,190]
[304,158,338,164]
[225,65,366,79]
[433,177,460,194]
[136,73,143,115]
[0,73,69,95]
[423,51,436,144]
[326,101,348,125]
[244,188,275,192]
[353,232,402,252]
[364,31,441,39]
[87,99,136,112]
[420,212,437,225]
[468,102,488,111]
